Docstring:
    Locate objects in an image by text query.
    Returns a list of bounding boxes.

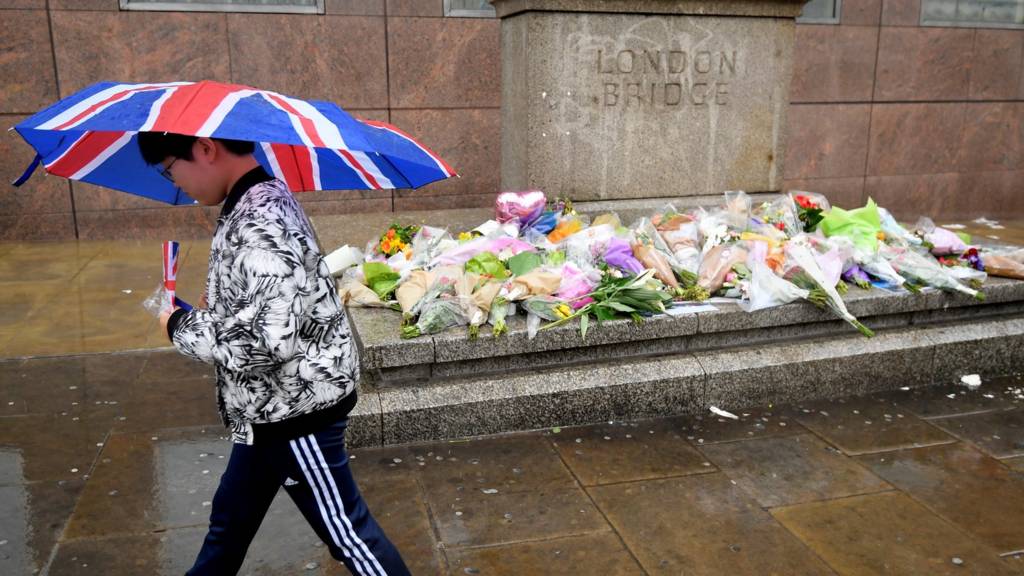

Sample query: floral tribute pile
[330,190,1024,340]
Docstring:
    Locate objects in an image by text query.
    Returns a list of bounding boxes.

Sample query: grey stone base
[345,318,1024,448]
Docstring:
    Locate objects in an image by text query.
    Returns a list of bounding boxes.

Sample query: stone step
[353,277,1024,387]
[346,316,1024,447]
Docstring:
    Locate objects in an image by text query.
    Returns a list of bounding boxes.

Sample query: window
[119,0,324,14]
[921,0,1024,28]
[445,0,496,18]
[797,0,842,23]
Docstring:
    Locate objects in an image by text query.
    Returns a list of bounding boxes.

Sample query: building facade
[2,0,1022,240]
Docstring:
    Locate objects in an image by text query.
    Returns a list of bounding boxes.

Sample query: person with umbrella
[13,81,456,575]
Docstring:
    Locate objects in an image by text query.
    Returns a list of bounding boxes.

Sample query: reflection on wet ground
[0,349,1021,575]
[2,222,1024,574]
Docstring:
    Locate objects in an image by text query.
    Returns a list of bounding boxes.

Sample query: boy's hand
[198,289,208,309]
[160,309,175,334]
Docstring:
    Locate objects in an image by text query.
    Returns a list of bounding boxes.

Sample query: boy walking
[140,132,410,576]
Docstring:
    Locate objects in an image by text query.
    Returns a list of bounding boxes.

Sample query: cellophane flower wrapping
[740,241,809,312]
[882,245,981,299]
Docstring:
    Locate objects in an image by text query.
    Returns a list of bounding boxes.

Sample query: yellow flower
[876,231,886,241]
[458,231,473,242]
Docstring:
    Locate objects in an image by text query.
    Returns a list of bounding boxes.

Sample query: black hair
[137,132,255,165]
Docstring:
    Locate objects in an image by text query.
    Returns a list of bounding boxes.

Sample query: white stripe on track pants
[186,418,410,576]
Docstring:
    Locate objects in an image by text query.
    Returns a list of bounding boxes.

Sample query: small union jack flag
[13,81,456,204]
[162,240,180,313]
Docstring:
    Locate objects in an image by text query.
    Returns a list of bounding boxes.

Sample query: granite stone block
[347,389,383,448]
[970,30,1024,100]
[841,0,883,25]
[926,318,1024,384]
[228,15,387,109]
[863,173,961,221]
[431,308,698,363]
[387,16,500,108]
[867,103,967,177]
[698,328,935,410]
[51,11,231,98]
[387,0,444,17]
[0,213,76,242]
[429,334,693,381]
[498,8,797,199]
[785,104,871,179]
[347,307,435,369]
[881,0,921,24]
[389,108,500,199]
[0,10,58,113]
[874,27,973,101]
[327,0,386,15]
[790,25,877,103]
[379,355,705,444]
[958,102,1024,173]
[74,207,219,241]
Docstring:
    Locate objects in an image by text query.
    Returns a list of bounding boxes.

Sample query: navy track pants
[186,419,410,576]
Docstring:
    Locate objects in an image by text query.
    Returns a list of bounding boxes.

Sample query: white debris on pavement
[710,406,740,420]
[960,374,982,388]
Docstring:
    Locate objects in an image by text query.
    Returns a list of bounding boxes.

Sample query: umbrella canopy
[12,80,456,205]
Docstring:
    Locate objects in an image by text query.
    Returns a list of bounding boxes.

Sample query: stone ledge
[352,278,1024,378]
[347,317,1024,447]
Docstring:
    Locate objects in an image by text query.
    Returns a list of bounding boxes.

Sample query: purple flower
[963,248,984,271]
[604,238,644,275]
[842,265,872,288]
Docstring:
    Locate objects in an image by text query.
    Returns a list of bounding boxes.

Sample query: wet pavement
[0,347,1022,575]
[1,220,1024,575]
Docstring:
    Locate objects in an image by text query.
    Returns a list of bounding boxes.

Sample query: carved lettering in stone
[594,48,738,109]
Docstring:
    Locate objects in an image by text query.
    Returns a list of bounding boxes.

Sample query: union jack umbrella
[11,80,456,204]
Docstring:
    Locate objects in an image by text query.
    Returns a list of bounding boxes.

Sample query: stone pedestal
[493,0,808,200]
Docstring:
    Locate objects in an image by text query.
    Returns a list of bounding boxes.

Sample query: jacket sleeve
[170,219,306,375]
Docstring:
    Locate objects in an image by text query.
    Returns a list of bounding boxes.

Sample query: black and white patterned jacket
[168,168,359,445]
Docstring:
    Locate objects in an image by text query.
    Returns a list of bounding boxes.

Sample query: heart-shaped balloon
[495,190,547,225]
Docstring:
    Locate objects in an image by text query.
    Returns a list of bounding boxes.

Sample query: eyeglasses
[159,158,179,183]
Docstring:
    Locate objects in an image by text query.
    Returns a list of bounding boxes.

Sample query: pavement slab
[878,379,1023,419]
[0,353,147,416]
[427,484,610,548]
[698,433,891,508]
[928,409,1024,459]
[444,532,646,576]
[589,473,838,575]
[0,411,116,483]
[0,477,83,576]
[678,406,807,444]
[548,418,715,486]
[856,442,1024,554]
[771,491,1020,575]
[793,395,957,455]
[357,475,446,576]
[409,434,578,498]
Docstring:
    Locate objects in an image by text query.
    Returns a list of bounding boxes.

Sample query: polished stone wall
[1,0,1021,240]
[785,0,1024,220]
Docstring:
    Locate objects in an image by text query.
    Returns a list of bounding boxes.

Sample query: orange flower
[381,239,392,254]
[386,228,396,239]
